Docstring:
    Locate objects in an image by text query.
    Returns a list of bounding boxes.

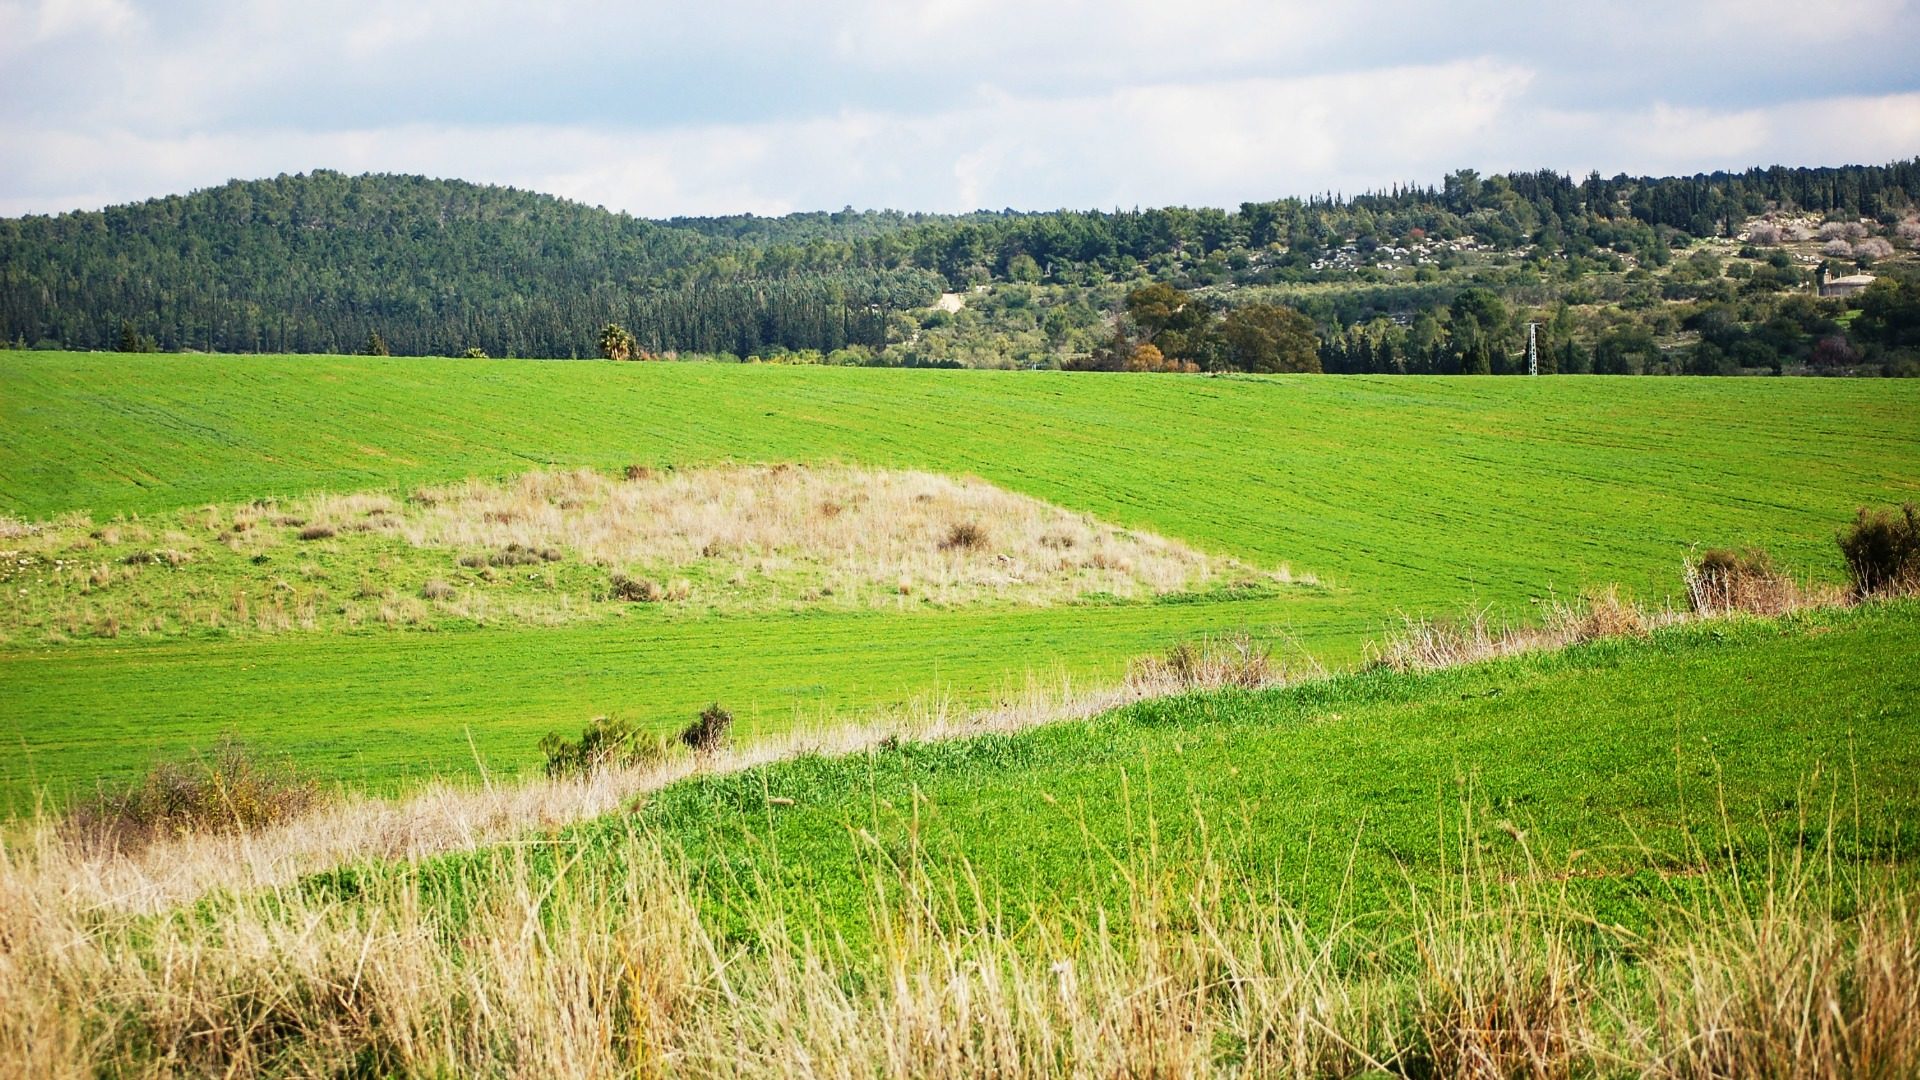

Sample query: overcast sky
[2,0,1918,219]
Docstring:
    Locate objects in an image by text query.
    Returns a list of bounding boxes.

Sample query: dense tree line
[2,162,1916,362]
[0,172,936,357]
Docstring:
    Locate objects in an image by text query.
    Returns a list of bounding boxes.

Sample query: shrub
[67,738,323,850]
[941,521,990,551]
[539,715,671,778]
[1838,504,1920,598]
[611,573,664,602]
[680,703,733,753]
[1685,548,1803,616]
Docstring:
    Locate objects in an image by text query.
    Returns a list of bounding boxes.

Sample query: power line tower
[1526,322,1540,376]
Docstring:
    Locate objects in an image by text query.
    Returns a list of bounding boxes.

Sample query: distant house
[1819,270,1877,298]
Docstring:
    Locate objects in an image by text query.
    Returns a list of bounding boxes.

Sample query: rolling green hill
[2,352,1917,807]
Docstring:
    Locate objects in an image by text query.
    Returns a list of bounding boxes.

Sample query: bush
[1685,548,1804,616]
[1838,504,1920,598]
[941,522,990,551]
[67,738,323,850]
[611,573,664,602]
[680,703,733,753]
[538,715,670,778]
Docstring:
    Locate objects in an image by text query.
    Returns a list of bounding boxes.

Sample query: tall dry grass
[2,784,1911,1078]
[1369,556,1845,674]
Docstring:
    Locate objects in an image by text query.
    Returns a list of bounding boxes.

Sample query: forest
[3,161,1918,374]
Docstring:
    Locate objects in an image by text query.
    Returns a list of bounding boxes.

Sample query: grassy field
[418,600,1914,950]
[16,601,1893,1076]
[3,352,1918,806]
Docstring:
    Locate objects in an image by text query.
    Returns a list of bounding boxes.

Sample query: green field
[391,600,1920,948]
[4,352,1918,808]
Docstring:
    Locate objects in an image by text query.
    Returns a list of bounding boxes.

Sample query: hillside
[3,353,1916,806]
[4,164,1919,371]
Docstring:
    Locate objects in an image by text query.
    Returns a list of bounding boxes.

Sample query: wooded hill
[3,162,1917,360]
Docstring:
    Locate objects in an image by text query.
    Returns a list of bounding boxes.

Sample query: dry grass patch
[370,464,1281,610]
[0,465,1297,642]
[1369,589,1689,673]
[1126,630,1322,692]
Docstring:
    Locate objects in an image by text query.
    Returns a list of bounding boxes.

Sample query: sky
[2,0,1918,219]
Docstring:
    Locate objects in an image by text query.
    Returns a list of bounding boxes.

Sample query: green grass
[351,601,1920,950]
[2,593,1350,810]
[3,352,1917,808]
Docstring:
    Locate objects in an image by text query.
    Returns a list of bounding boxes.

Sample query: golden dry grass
[0,465,1297,642]
[373,464,1277,607]
[1367,566,1844,675]
[2,788,1912,1078]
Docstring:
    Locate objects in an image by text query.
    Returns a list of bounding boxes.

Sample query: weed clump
[461,543,562,570]
[940,521,990,551]
[1838,504,1920,599]
[1129,631,1278,690]
[1685,548,1804,616]
[419,578,455,601]
[296,525,335,541]
[1555,584,1650,638]
[611,573,663,602]
[491,542,561,567]
[67,738,323,850]
[680,703,733,753]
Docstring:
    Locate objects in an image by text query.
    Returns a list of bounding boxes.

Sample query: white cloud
[6,62,1918,220]
[0,1,1916,216]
